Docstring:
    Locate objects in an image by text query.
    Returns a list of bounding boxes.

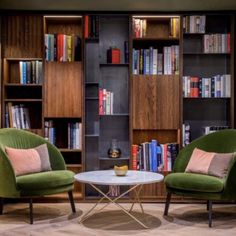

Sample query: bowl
[114,165,128,176]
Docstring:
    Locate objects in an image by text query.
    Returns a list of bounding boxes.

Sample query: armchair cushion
[185,148,234,178]
[16,170,75,191]
[6,146,42,176]
[165,172,224,193]
[5,144,52,176]
[34,144,52,171]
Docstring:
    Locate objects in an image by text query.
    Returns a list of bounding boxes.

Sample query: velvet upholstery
[165,129,236,200]
[164,129,236,226]
[0,128,76,223]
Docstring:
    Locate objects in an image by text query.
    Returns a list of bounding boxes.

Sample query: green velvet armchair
[0,128,76,224]
[164,129,236,227]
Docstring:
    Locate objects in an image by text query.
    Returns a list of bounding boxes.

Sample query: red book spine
[99,89,104,115]
[84,15,89,38]
[193,77,199,98]
[57,34,64,62]
[132,145,138,170]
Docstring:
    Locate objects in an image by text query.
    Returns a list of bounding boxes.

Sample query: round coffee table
[74,170,164,228]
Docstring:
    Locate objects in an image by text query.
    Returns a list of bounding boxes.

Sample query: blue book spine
[148,143,152,171]
[151,139,157,172]
[156,145,162,167]
[23,62,27,84]
[149,47,153,75]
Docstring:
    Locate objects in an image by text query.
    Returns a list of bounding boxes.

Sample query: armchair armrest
[0,149,20,198]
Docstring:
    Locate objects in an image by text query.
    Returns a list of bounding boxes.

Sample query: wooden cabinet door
[44,62,82,117]
[132,75,180,129]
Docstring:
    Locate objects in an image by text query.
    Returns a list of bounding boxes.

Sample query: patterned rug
[0,203,236,236]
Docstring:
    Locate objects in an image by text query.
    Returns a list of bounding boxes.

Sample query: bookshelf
[131,15,181,200]
[1,15,43,136]
[0,12,235,203]
[84,15,130,197]
[43,15,83,199]
[182,14,234,144]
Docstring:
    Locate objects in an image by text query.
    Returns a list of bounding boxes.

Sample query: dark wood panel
[45,17,82,37]
[44,62,82,117]
[132,75,157,129]
[1,15,43,58]
[132,75,180,129]
[132,130,179,145]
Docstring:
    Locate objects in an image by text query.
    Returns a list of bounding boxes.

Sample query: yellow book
[67,35,72,62]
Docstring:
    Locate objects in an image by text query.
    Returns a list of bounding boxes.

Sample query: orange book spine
[132,145,138,170]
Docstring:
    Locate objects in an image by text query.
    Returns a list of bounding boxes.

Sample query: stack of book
[84,15,99,38]
[5,102,30,129]
[203,34,230,53]
[19,60,43,84]
[204,126,229,135]
[183,74,231,98]
[99,88,114,115]
[45,34,81,62]
[68,122,82,149]
[183,15,206,33]
[132,45,179,75]
[133,18,147,38]
[132,140,179,172]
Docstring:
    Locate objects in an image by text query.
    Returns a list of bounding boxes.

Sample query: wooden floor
[0,203,236,235]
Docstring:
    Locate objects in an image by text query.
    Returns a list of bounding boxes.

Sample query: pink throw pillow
[6,146,42,176]
[185,148,234,178]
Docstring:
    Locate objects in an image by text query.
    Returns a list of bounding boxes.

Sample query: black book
[74,36,82,61]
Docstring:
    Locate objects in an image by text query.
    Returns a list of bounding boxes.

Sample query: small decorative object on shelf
[108,139,121,158]
[114,165,128,176]
[107,47,120,64]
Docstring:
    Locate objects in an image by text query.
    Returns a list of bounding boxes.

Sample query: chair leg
[164,192,172,216]
[68,191,76,213]
[29,198,33,224]
[208,200,212,227]
[207,200,209,211]
[0,198,3,215]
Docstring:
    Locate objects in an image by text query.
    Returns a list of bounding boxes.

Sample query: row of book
[133,18,179,38]
[204,126,229,135]
[99,88,114,115]
[133,18,147,38]
[182,124,229,146]
[44,121,82,149]
[45,34,81,62]
[183,75,231,98]
[132,140,179,172]
[182,123,190,147]
[203,34,231,53]
[19,61,43,84]
[5,102,30,129]
[183,15,206,33]
[84,15,99,38]
[132,45,179,75]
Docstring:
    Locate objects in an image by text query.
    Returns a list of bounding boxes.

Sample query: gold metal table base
[79,184,148,228]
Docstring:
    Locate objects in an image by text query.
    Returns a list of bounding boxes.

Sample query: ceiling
[0,0,236,12]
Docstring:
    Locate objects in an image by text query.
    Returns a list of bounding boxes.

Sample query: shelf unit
[131,15,181,200]
[1,15,43,136]
[0,12,235,203]
[43,15,83,199]
[84,15,130,197]
[182,14,234,143]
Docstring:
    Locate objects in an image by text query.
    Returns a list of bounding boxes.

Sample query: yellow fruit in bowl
[114,165,128,176]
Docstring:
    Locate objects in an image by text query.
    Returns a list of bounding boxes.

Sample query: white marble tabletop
[74,170,164,186]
